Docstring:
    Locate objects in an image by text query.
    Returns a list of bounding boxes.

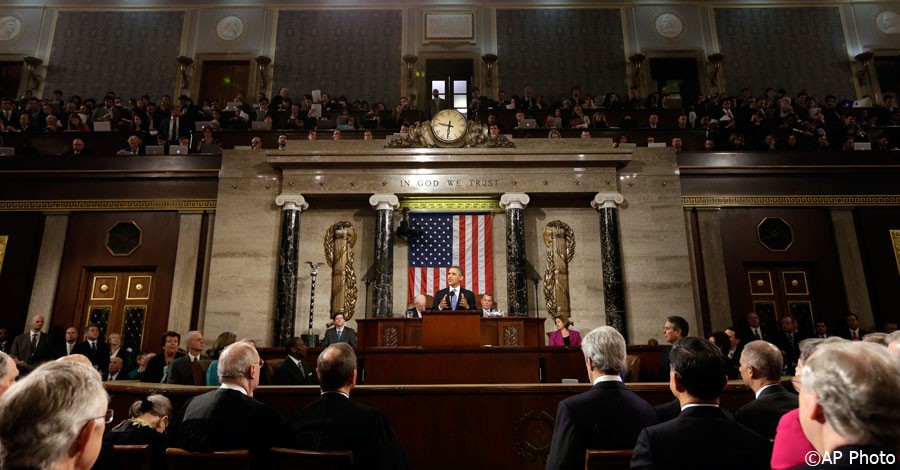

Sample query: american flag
[408,212,493,303]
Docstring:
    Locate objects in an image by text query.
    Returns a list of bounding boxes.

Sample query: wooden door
[746,266,815,336]
[0,61,22,100]
[80,271,155,352]
[198,60,250,106]
[426,58,474,115]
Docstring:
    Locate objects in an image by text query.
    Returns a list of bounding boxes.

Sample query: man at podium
[432,266,476,311]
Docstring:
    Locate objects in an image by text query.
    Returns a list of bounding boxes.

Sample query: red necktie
[852,331,858,340]
[754,329,761,341]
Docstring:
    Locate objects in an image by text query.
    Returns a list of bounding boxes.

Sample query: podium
[422,310,481,347]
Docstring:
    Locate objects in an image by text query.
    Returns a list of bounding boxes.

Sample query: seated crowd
[1,83,898,155]
[1,311,898,469]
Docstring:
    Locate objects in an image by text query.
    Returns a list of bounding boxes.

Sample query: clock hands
[434,120,456,140]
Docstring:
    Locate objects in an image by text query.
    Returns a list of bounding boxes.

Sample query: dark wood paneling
[106,381,757,470]
[0,212,43,335]
[718,208,847,332]
[51,212,180,352]
[855,207,900,329]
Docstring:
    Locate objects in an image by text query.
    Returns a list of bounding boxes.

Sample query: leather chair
[585,449,633,470]
[165,448,250,470]
[270,447,353,470]
[624,355,641,382]
[113,444,151,470]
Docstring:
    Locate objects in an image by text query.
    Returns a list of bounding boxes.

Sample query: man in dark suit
[59,138,92,157]
[405,294,427,319]
[795,342,900,468]
[431,266,476,311]
[289,343,409,469]
[546,326,656,470]
[103,357,126,381]
[813,321,830,338]
[738,311,776,345]
[72,323,110,373]
[839,313,868,341]
[736,340,798,439]
[166,331,208,385]
[427,89,447,119]
[321,313,357,348]
[10,315,52,366]
[631,337,769,470]
[170,341,287,468]
[158,106,190,144]
[775,315,806,374]
[657,315,689,381]
[54,326,79,358]
[272,337,314,385]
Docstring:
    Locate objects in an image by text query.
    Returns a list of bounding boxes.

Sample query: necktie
[754,328,761,340]
[337,329,342,340]
[191,356,204,385]
[91,341,97,353]
[852,331,858,340]
[451,290,458,310]
[297,360,305,377]
[31,333,37,350]
[788,333,794,348]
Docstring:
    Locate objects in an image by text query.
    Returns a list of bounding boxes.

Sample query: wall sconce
[402,54,418,88]
[176,56,193,90]
[855,51,874,85]
[255,56,271,90]
[482,54,498,87]
[707,53,725,87]
[23,56,42,90]
[628,53,646,87]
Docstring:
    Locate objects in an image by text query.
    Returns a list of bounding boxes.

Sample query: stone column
[274,193,308,347]
[830,208,874,325]
[500,193,530,316]
[592,192,627,337]
[27,213,69,324]
[167,212,204,334]
[369,194,399,318]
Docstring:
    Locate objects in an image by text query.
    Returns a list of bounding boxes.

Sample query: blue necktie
[451,290,458,310]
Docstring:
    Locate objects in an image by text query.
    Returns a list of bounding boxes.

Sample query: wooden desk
[357,316,546,348]
[422,310,480,347]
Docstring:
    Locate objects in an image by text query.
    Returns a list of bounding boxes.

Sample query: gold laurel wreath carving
[324,222,358,320]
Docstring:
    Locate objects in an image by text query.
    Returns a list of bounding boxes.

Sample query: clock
[430,109,468,146]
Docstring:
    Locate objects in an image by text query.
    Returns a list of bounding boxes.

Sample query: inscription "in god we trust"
[400,178,501,188]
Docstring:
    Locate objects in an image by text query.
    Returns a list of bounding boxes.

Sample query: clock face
[431,109,468,145]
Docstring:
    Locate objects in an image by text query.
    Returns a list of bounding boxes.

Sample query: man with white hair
[170,341,286,467]
[546,326,656,470]
[405,294,427,318]
[797,341,900,468]
[0,351,19,396]
[166,330,208,385]
[736,340,798,439]
[0,360,109,470]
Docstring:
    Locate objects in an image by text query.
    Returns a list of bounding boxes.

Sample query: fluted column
[274,193,308,347]
[369,194,399,317]
[592,192,627,338]
[500,193,530,316]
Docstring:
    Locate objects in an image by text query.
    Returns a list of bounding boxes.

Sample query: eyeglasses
[258,359,265,368]
[87,409,114,425]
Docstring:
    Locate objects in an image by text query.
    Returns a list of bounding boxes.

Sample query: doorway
[77,270,156,352]
[425,58,474,115]
[649,57,701,108]
[745,266,815,337]
[0,61,22,99]
[874,54,899,97]
[198,60,251,106]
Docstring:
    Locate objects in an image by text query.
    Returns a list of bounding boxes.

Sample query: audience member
[0,360,109,470]
[548,317,582,347]
[657,315,689,381]
[795,341,900,468]
[10,314,52,366]
[631,337,769,469]
[205,331,237,386]
[104,394,172,470]
[141,331,184,383]
[169,341,287,468]
[546,327,656,469]
[735,340,797,440]
[321,312,357,347]
[776,315,805,374]
[272,336,315,385]
[814,321,830,338]
[105,357,125,381]
[115,135,143,156]
[0,351,19,396]
[289,343,409,469]
[56,326,79,357]
[840,313,868,340]
[72,323,110,373]
[166,330,208,385]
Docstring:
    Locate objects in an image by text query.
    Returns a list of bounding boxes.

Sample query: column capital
[499,193,530,210]
[369,193,399,211]
[275,193,309,211]
[591,192,624,210]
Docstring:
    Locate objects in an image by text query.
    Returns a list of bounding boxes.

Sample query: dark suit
[431,287,476,311]
[170,387,287,469]
[404,307,423,319]
[546,380,657,470]
[735,385,798,439]
[775,330,806,374]
[321,327,357,348]
[141,352,185,383]
[166,353,209,385]
[738,325,777,346]
[631,406,768,470]
[840,328,869,340]
[158,116,190,142]
[0,340,10,353]
[72,340,110,372]
[10,331,52,365]
[272,357,314,385]
[290,392,409,470]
